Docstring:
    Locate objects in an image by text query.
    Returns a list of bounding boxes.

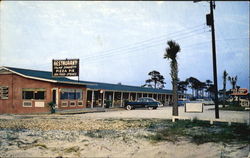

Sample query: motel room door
[52,88,59,108]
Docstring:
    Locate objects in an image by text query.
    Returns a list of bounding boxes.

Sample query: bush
[104,100,112,108]
[48,101,56,114]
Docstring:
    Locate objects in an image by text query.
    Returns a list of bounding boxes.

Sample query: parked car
[124,97,161,110]
[177,99,190,106]
[196,99,205,102]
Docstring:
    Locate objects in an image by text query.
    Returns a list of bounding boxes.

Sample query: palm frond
[164,40,181,60]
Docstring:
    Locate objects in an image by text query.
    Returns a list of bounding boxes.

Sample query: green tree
[186,77,200,99]
[207,84,216,100]
[198,82,207,98]
[222,70,228,108]
[145,70,166,89]
[164,40,181,116]
[177,80,189,94]
[205,79,213,98]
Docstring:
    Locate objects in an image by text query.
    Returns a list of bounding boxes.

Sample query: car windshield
[146,98,154,102]
[140,98,147,102]
[138,97,156,102]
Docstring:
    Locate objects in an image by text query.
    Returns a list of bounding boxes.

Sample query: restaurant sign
[52,59,79,77]
[231,88,248,96]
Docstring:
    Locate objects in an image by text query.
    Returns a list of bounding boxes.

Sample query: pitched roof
[82,81,172,94]
[1,66,172,94]
[1,66,91,86]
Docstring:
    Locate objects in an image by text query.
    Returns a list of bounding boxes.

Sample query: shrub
[48,101,56,114]
[104,100,112,108]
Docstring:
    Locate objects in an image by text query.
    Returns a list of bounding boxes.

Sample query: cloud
[0,1,248,89]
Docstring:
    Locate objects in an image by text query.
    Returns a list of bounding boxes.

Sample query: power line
[82,28,209,61]
[84,36,249,66]
[82,26,207,60]
[31,36,248,68]
[85,24,206,58]
[83,30,210,65]
[31,24,207,69]
[31,32,248,69]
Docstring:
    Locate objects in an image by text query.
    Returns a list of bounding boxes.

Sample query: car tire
[126,105,133,110]
[148,107,153,110]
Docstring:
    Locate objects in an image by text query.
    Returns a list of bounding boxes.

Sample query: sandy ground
[0,106,249,158]
[78,106,250,123]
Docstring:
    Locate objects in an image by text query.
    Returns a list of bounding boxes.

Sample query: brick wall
[0,73,87,114]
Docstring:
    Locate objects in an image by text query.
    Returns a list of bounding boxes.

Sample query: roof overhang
[0,66,95,86]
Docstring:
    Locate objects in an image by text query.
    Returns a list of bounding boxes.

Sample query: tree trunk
[223,89,226,108]
[171,60,178,116]
[222,83,226,108]
[172,80,178,116]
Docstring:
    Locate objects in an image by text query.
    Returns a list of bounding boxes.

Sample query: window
[0,86,9,99]
[22,88,46,100]
[60,89,82,100]
[35,91,45,100]
[138,98,145,102]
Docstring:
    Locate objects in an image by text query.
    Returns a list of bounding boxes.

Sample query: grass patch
[219,106,248,111]
[64,146,80,153]
[85,130,102,138]
[34,143,48,149]
[219,101,249,111]
[144,119,250,145]
[85,129,117,138]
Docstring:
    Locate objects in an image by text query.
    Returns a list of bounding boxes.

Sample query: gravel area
[76,106,250,123]
[0,106,249,157]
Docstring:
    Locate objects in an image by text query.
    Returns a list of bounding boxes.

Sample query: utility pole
[194,0,219,118]
[209,0,219,119]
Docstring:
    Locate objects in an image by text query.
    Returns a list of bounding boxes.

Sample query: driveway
[77,106,249,123]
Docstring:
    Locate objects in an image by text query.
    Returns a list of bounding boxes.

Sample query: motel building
[0,66,184,114]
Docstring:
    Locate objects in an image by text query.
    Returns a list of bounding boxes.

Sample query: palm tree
[228,75,237,89]
[222,70,228,108]
[228,75,237,102]
[164,40,181,116]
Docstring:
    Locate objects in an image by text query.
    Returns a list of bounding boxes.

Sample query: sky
[0,1,249,91]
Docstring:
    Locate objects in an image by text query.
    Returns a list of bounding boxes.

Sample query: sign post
[52,59,80,81]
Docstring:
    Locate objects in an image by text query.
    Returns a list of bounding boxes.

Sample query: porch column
[168,95,170,105]
[128,92,131,101]
[91,90,94,108]
[112,91,115,108]
[102,91,105,108]
[165,94,167,106]
[135,93,138,100]
[147,93,148,97]
[120,92,123,107]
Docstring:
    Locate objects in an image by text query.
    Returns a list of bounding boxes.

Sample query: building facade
[0,66,184,114]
